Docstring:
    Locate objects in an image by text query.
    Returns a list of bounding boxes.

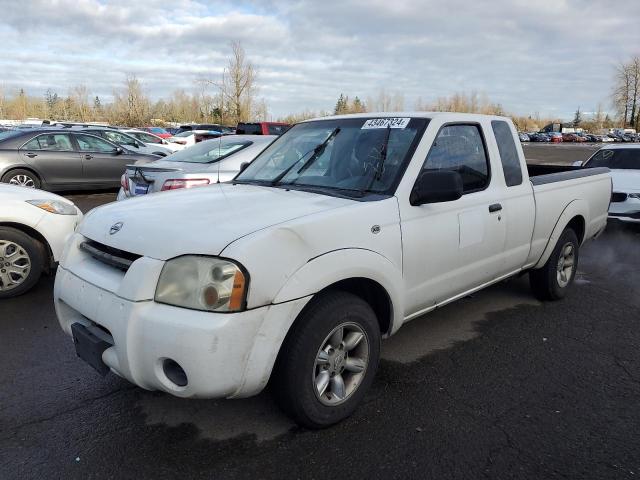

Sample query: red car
[235,122,290,135]
[562,133,586,143]
[548,132,563,143]
[140,127,172,139]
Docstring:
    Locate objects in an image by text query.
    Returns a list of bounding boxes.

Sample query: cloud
[0,0,639,119]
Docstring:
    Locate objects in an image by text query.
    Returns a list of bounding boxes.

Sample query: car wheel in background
[272,291,381,428]
[1,169,42,189]
[0,227,45,299]
[530,228,579,301]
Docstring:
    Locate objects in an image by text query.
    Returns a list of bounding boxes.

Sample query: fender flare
[533,199,588,269]
[273,248,405,335]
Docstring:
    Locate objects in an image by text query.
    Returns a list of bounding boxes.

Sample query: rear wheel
[272,291,381,428]
[0,227,45,298]
[1,169,41,189]
[530,228,579,301]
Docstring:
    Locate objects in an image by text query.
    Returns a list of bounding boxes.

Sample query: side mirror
[239,162,250,173]
[571,160,583,167]
[114,147,124,155]
[410,170,464,206]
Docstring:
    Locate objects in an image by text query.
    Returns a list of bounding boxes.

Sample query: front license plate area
[71,323,112,376]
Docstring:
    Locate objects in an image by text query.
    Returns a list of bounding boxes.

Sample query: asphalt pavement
[1,145,639,479]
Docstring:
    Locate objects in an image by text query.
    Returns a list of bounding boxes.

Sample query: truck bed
[526,164,610,186]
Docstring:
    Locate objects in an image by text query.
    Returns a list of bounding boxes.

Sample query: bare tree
[70,85,90,121]
[211,41,258,124]
[111,75,150,126]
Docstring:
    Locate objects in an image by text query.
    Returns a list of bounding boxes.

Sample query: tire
[529,228,579,301]
[0,227,45,299]
[1,169,41,189]
[272,291,381,429]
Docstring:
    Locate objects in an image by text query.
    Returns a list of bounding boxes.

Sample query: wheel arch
[533,199,588,269]
[1,165,45,186]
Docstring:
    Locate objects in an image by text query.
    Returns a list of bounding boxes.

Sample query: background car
[236,122,290,135]
[0,129,158,191]
[547,132,563,143]
[174,124,232,135]
[577,145,640,223]
[123,129,186,152]
[75,127,172,156]
[166,129,223,147]
[139,127,172,139]
[0,183,81,298]
[518,132,530,142]
[117,135,275,200]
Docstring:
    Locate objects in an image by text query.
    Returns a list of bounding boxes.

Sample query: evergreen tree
[334,94,348,115]
[573,107,582,128]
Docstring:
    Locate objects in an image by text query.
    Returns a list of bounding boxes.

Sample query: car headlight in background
[26,199,77,215]
[155,256,248,312]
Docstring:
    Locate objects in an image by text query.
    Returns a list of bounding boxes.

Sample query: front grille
[80,240,141,271]
[611,192,628,203]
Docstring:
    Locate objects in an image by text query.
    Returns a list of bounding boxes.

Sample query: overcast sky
[1,0,639,120]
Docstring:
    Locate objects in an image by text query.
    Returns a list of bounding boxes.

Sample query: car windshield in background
[166,139,252,163]
[588,149,640,169]
[235,117,428,196]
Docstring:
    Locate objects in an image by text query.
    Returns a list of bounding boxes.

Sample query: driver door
[73,133,128,187]
[399,122,507,316]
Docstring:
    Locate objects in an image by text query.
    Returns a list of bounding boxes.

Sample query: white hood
[79,183,355,260]
[610,169,640,193]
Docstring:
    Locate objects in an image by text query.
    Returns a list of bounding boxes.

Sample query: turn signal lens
[161,178,210,191]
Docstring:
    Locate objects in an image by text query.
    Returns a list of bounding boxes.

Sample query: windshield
[587,149,640,169]
[166,138,251,163]
[235,117,428,195]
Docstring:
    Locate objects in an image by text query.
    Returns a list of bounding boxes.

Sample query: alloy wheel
[313,322,370,406]
[0,240,32,291]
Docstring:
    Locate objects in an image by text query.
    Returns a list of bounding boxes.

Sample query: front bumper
[54,265,310,399]
[608,193,640,223]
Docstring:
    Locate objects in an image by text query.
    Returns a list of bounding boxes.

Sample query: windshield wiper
[269,128,340,186]
[360,125,391,194]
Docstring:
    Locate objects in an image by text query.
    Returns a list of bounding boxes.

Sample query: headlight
[26,199,77,215]
[155,256,248,312]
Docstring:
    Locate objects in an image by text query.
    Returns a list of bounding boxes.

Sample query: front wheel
[0,227,45,298]
[530,228,579,301]
[272,291,381,428]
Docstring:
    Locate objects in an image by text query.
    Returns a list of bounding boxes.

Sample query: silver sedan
[117,135,276,200]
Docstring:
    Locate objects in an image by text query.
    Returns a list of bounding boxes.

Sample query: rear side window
[491,120,523,186]
[421,124,490,193]
[75,134,117,152]
[23,134,74,151]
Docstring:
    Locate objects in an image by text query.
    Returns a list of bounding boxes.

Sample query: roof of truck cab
[302,112,514,123]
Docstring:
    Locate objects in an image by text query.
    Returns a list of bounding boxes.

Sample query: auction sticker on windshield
[362,118,410,129]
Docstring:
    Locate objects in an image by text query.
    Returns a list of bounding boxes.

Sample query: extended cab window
[23,134,74,151]
[491,120,523,186]
[421,124,489,193]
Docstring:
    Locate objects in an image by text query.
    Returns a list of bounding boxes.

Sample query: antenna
[216,127,222,183]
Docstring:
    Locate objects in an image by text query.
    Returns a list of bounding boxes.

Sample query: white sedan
[577,145,640,223]
[123,129,186,153]
[0,184,82,297]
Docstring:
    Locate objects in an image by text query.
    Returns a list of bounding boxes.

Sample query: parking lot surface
[2,145,639,479]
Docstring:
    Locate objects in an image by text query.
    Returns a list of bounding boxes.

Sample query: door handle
[84,154,93,160]
[26,153,37,158]
[489,203,502,213]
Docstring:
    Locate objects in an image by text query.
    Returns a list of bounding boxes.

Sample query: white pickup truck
[54,113,611,428]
